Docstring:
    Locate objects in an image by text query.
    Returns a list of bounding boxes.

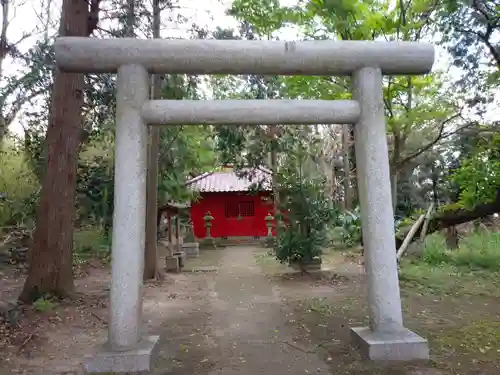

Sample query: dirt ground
[1,246,499,375]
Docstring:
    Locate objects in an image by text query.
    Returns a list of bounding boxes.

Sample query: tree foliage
[452,134,500,209]
[274,127,336,264]
[438,0,499,92]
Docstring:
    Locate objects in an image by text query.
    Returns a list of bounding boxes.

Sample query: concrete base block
[181,242,199,258]
[165,256,180,273]
[350,326,429,361]
[84,335,160,374]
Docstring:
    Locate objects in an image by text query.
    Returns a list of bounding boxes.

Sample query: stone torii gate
[54,38,434,373]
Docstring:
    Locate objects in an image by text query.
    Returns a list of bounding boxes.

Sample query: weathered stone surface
[84,335,160,373]
[109,64,149,349]
[350,326,429,361]
[165,256,180,273]
[55,38,435,76]
[353,67,404,334]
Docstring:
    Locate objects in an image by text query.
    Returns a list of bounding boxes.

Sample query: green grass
[33,297,56,312]
[73,227,110,263]
[400,231,500,297]
[433,320,500,355]
[420,231,500,270]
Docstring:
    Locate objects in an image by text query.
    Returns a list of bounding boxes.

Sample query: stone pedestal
[165,256,180,273]
[350,327,428,361]
[174,251,186,268]
[165,251,185,273]
[181,242,199,258]
[199,237,217,249]
[84,335,160,373]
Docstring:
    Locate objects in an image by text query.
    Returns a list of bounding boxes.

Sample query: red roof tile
[186,167,272,193]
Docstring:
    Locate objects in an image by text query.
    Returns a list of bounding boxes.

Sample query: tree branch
[394,112,463,171]
[3,88,46,125]
[454,26,500,68]
[396,189,500,248]
[87,0,101,36]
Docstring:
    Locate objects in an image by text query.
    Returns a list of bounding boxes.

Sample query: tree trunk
[444,226,459,249]
[270,127,279,224]
[431,163,439,207]
[391,131,402,211]
[396,189,500,249]
[342,124,352,210]
[0,0,10,141]
[144,0,161,280]
[321,157,335,208]
[19,0,97,303]
[391,172,398,211]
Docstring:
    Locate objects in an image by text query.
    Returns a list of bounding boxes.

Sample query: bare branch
[3,87,46,127]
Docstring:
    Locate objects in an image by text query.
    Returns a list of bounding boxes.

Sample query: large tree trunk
[19,0,98,303]
[396,189,500,248]
[144,0,161,280]
[270,125,280,225]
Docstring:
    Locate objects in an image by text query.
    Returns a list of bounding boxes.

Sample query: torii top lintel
[54,37,435,76]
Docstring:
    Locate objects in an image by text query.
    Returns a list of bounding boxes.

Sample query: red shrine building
[186,166,275,239]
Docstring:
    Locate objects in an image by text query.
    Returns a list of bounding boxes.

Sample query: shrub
[336,207,362,247]
[0,144,39,226]
[275,177,335,265]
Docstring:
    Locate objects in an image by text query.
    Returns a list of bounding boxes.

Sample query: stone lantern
[203,211,214,238]
[264,212,276,249]
[264,213,274,237]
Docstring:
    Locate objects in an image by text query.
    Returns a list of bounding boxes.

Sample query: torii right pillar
[350,66,429,360]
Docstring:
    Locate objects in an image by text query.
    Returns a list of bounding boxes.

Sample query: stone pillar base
[84,335,160,373]
[350,326,429,361]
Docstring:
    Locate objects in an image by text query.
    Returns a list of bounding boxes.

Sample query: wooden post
[167,212,172,243]
[175,215,181,252]
[396,214,426,262]
[143,0,161,281]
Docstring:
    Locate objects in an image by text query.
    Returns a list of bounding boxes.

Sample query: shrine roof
[186,166,272,193]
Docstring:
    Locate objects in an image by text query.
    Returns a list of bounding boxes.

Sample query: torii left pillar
[83,64,160,373]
